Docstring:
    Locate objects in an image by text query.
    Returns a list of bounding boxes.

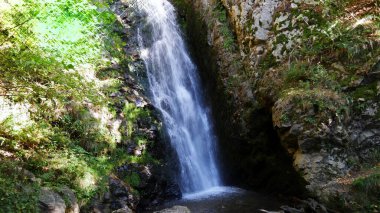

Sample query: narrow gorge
[0,0,379,212]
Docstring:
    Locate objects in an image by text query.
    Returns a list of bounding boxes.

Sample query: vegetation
[213,3,236,51]
[0,0,157,211]
[259,0,379,126]
[284,63,340,91]
[0,161,40,212]
[264,0,380,211]
[350,166,380,212]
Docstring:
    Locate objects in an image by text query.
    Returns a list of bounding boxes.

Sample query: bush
[0,161,40,212]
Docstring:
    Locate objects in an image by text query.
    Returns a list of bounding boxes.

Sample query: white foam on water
[183,186,246,200]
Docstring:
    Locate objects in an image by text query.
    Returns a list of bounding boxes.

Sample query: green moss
[122,102,151,140]
[304,116,316,124]
[259,53,278,70]
[283,62,340,92]
[27,146,129,202]
[285,63,309,83]
[220,25,235,50]
[124,172,141,188]
[278,87,348,129]
[351,168,380,212]
[350,83,378,100]
[280,113,290,123]
[274,34,288,45]
[212,3,236,51]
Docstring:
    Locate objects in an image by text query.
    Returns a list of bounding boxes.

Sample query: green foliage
[350,83,378,100]
[301,23,377,64]
[351,168,380,212]
[278,87,348,128]
[292,2,379,69]
[220,24,235,50]
[124,172,141,188]
[38,146,128,202]
[279,113,290,123]
[0,0,126,109]
[0,0,159,211]
[0,161,40,212]
[0,116,53,150]
[58,108,116,154]
[259,53,278,71]
[321,0,357,17]
[285,63,309,83]
[122,103,151,139]
[212,3,236,51]
[121,103,159,165]
[284,63,340,92]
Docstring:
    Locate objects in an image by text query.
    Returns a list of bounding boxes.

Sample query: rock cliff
[172,0,380,210]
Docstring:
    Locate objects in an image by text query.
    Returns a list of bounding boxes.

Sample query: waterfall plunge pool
[145,186,283,213]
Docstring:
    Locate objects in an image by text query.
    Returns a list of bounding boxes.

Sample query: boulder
[38,188,66,213]
[112,206,133,213]
[58,186,79,213]
[109,176,139,210]
[154,205,191,213]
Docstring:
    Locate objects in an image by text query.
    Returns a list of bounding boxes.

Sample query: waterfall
[136,0,221,193]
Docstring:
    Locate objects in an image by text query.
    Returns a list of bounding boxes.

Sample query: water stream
[136,0,221,194]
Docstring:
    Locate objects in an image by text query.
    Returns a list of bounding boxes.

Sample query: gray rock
[108,176,139,210]
[280,205,304,213]
[301,198,328,213]
[39,188,66,213]
[259,209,283,213]
[110,177,130,197]
[359,130,376,142]
[104,191,111,201]
[16,167,40,183]
[279,198,328,213]
[361,59,380,84]
[298,138,321,152]
[252,0,280,41]
[112,206,133,213]
[58,186,79,213]
[154,206,191,213]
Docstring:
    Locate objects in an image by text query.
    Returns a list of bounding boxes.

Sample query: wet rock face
[172,0,307,196]
[115,163,182,208]
[107,176,140,210]
[173,0,380,205]
[139,178,182,208]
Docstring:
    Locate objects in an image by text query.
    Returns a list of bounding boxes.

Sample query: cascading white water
[136,0,221,193]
